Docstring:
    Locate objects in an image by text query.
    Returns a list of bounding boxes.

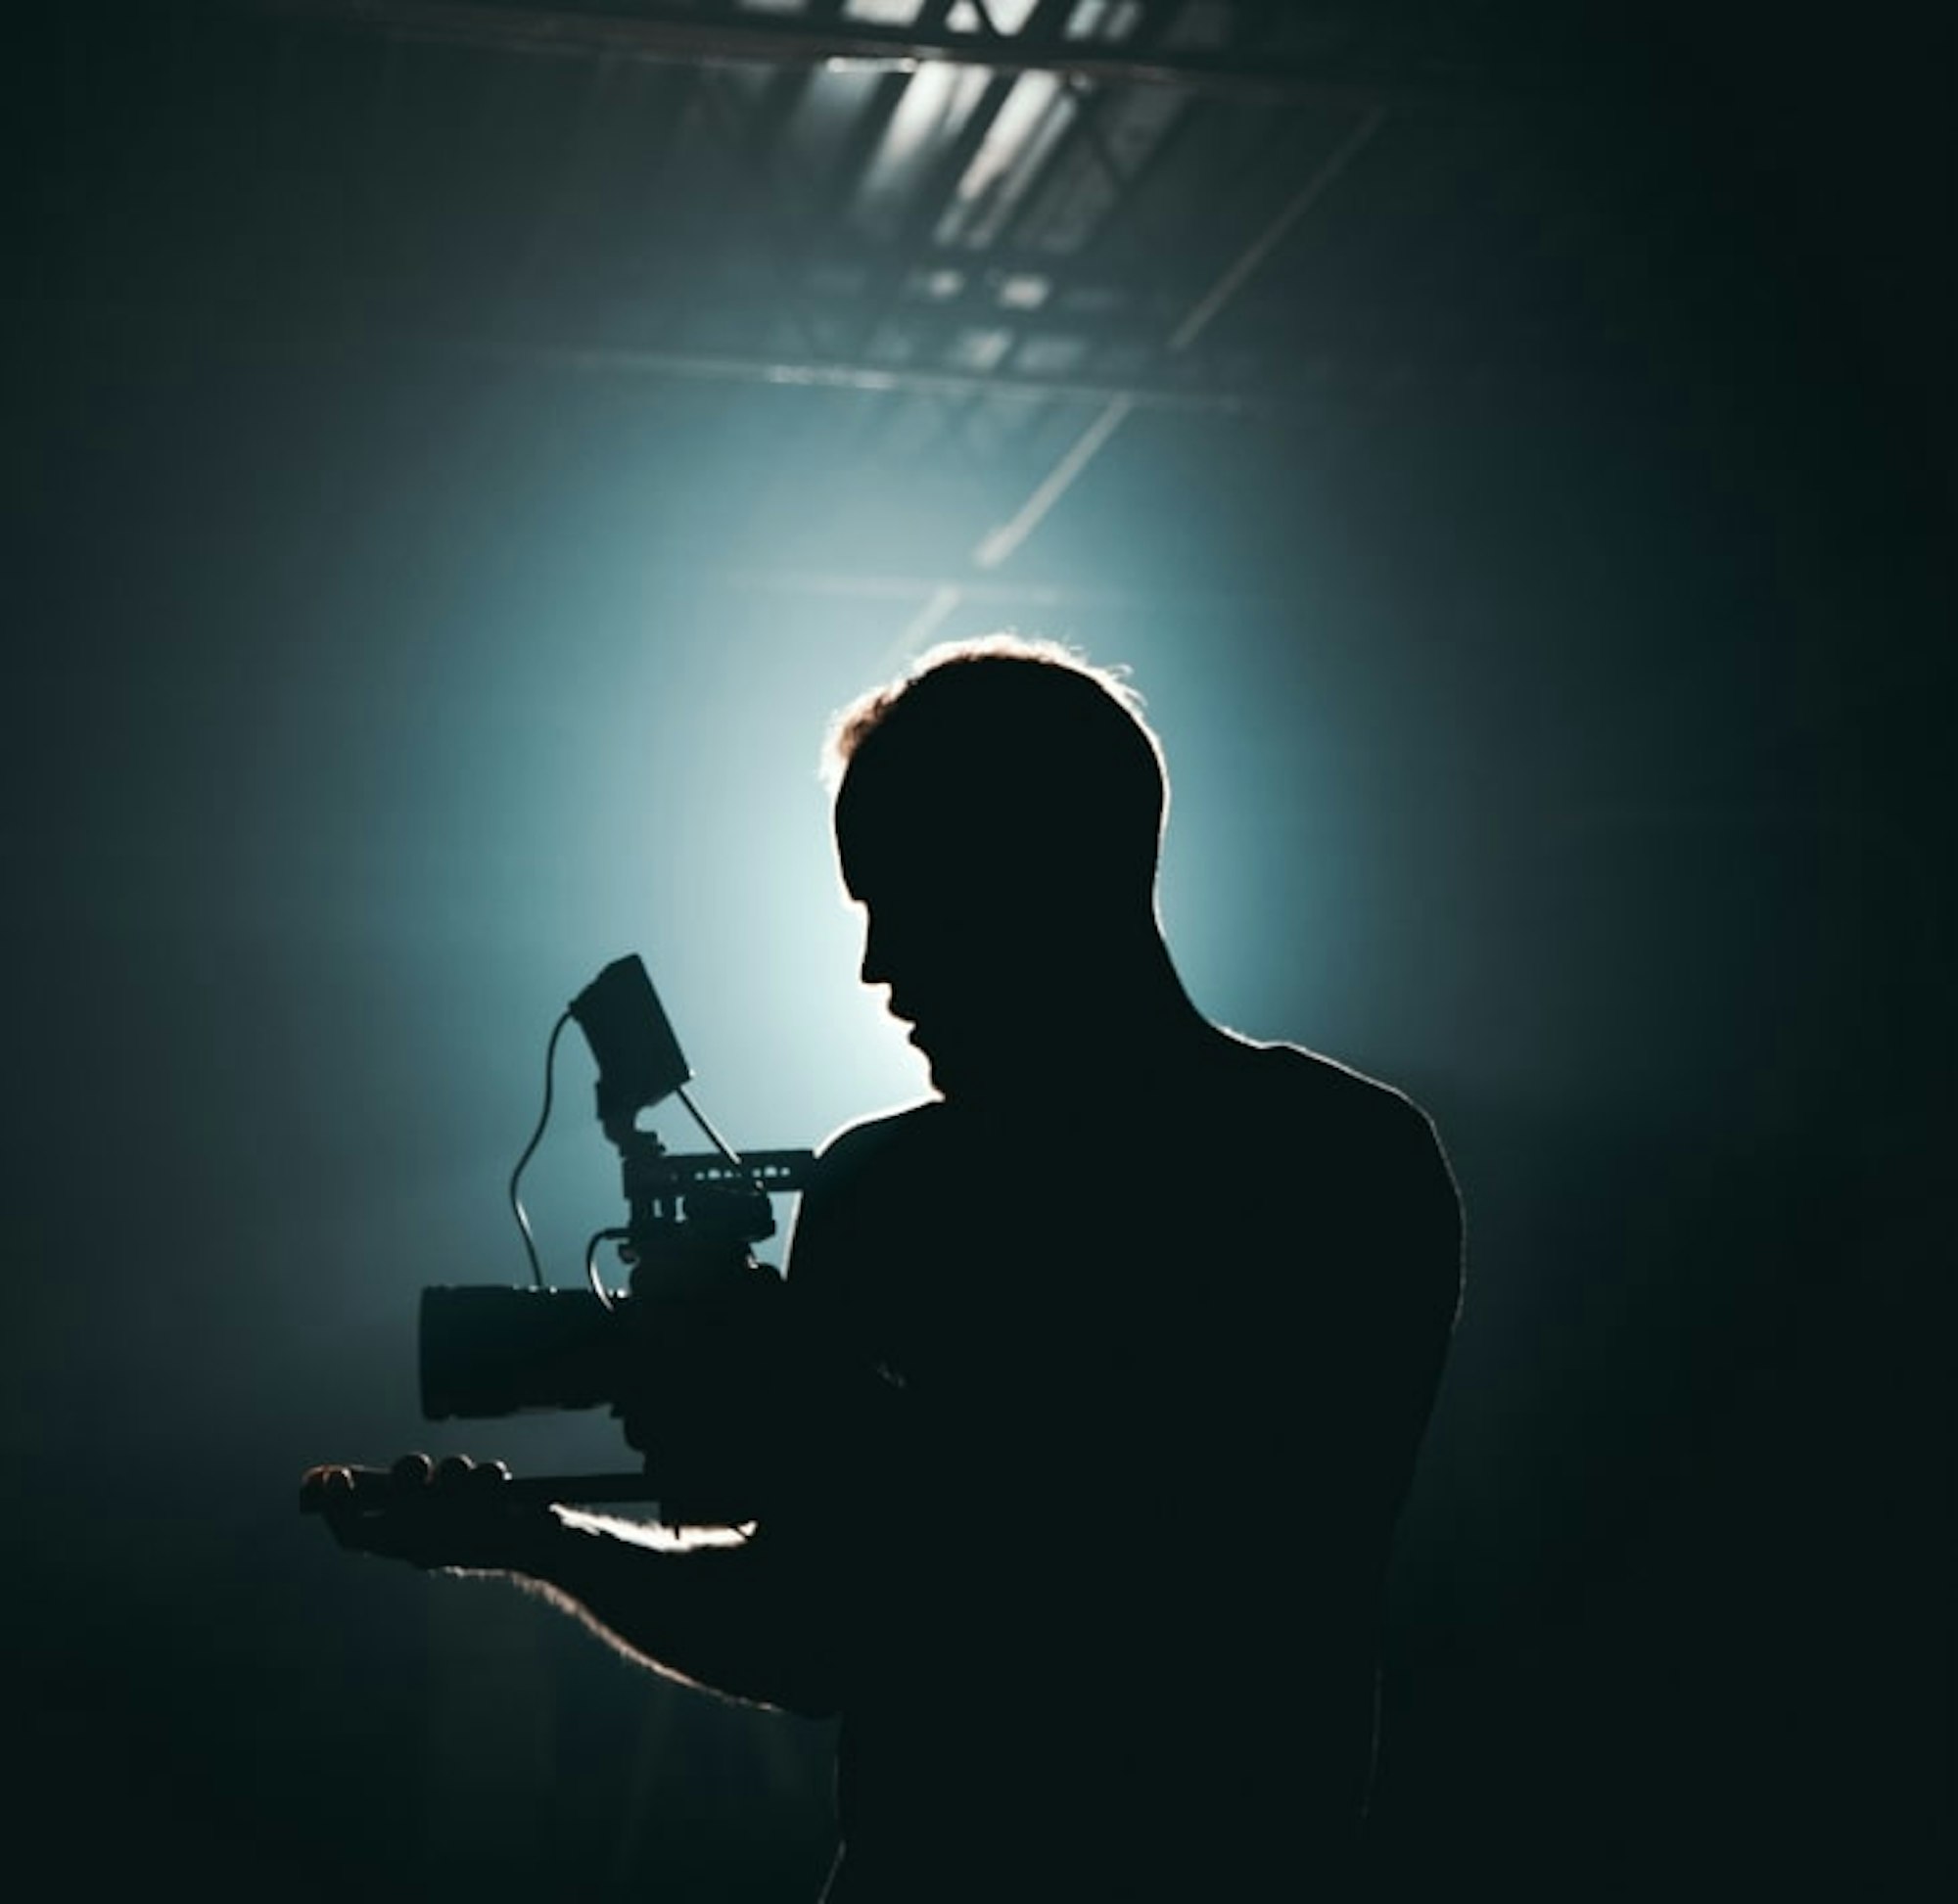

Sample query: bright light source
[950,327,1014,371]
[978,0,1042,29]
[1065,0,1143,37]
[952,72,1060,207]
[854,63,991,218]
[995,272,1051,310]
[842,0,926,23]
[1015,334,1086,373]
[935,70,1072,248]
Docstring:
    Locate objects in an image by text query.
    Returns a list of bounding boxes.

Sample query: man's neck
[952,936,1223,1115]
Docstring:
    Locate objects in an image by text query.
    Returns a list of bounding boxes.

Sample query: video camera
[305,954,816,1526]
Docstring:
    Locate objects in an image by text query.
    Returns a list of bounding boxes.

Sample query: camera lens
[418,1285,625,1419]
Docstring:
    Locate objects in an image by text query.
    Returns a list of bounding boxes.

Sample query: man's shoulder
[811,1043,1441,1164]
[1220,1034,1441,1150]
[815,1098,945,1169]
[1234,1040,1463,1328]
[786,1101,952,1287]
[804,1099,956,1213]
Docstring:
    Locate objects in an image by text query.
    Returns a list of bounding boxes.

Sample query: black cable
[676,1083,745,1170]
[509,1009,573,1289]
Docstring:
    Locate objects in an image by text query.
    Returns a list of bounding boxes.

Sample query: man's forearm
[498,1509,843,1719]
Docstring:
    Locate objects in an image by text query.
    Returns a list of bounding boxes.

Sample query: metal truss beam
[247,0,1487,106]
[39,294,1594,408]
[450,335,1260,412]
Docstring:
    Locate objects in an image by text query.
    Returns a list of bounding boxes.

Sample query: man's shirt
[772,1032,1463,1903]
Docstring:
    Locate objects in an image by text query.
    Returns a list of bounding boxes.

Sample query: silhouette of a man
[320,638,1463,1903]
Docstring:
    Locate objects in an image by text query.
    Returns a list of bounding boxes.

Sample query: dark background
[8,4,1951,1900]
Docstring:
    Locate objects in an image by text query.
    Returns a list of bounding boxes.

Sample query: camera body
[412,956,816,1522]
[419,1142,815,1421]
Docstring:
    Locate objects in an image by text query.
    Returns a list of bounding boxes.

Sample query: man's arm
[308,1457,846,1718]
[306,1125,908,1714]
[1327,1086,1464,1520]
[517,1508,846,1718]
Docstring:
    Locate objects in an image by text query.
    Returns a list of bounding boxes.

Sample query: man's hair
[824,634,1168,904]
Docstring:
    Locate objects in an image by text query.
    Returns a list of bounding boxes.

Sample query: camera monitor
[569,954,690,1142]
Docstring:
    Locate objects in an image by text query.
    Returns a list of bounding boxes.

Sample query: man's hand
[301,1453,559,1574]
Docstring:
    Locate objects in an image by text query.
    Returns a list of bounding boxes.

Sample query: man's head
[823,636,1171,1098]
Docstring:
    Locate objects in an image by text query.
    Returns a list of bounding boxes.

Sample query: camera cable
[509,1007,573,1289]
